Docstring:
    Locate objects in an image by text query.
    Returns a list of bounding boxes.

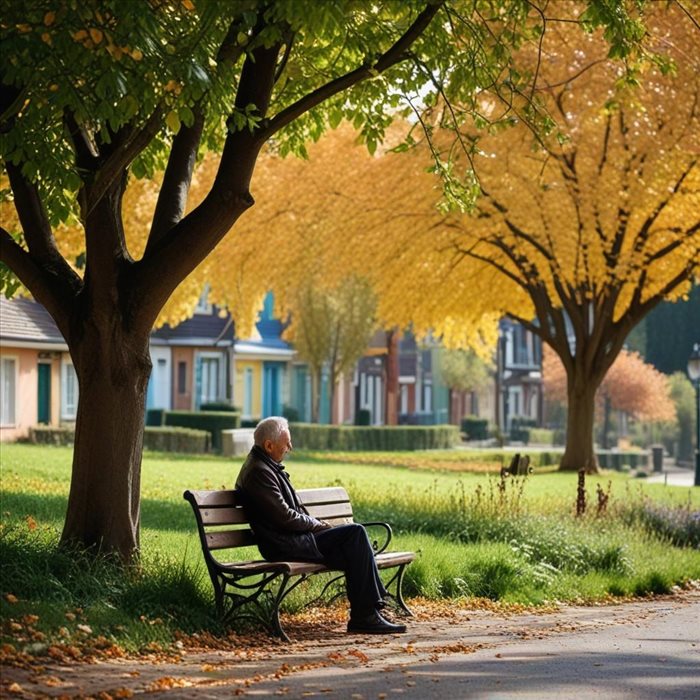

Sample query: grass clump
[0,522,217,652]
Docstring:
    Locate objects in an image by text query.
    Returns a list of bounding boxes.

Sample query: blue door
[263,362,284,417]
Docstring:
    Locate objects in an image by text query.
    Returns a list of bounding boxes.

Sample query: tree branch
[0,228,75,338]
[86,104,166,218]
[145,108,206,255]
[259,1,443,140]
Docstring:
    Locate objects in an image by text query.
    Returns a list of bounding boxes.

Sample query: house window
[400,384,408,414]
[61,361,78,420]
[200,356,220,404]
[422,382,432,413]
[177,361,187,395]
[0,357,17,426]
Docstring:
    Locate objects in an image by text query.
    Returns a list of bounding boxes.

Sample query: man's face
[264,429,292,463]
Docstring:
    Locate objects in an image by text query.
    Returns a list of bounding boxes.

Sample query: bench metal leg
[382,563,413,616]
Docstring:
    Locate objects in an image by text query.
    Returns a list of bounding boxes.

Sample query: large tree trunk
[60,319,151,563]
[560,372,600,474]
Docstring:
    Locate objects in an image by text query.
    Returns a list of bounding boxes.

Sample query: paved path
[646,466,696,487]
[3,593,699,699]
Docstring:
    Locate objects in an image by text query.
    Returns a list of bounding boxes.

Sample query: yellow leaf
[44,12,56,26]
[165,111,181,133]
[90,28,103,44]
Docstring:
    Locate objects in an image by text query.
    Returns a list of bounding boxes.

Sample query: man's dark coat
[235,445,328,562]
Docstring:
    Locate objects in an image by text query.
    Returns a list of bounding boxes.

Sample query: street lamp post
[688,343,700,487]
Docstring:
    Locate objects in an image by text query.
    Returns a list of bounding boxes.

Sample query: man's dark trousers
[313,523,387,616]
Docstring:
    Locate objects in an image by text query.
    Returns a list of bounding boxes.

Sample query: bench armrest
[361,521,392,554]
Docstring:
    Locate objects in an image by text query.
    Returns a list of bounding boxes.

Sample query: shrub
[143,427,210,454]
[620,500,700,549]
[164,411,240,451]
[289,423,459,451]
[461,416,489,441]
[528,428,555,445]
[510,417,537,443]
[145,409,165,426]
[282,405,300,422]
[28,425,74,446]
[355,409,371,426]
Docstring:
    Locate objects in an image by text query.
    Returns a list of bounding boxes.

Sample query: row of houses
[0,293,543,441]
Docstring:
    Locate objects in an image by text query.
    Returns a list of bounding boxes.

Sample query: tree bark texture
[560,372,600,474]
[60,319,152,562]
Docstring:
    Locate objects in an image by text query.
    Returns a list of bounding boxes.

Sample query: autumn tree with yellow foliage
[425,6,700,472]
[222,5,698,473]
[285,275,377,423]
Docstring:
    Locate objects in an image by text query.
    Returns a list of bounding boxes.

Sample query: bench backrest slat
[296,487,349,505]
[184,486,355,556]
[304,502,353,520]
[187,489,239,507]
[321,515,355,527]
[200,507,249,526]
[206,529,257,550]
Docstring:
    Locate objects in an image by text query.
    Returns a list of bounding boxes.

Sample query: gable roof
[0,296,66,347]
[151,307,235,346]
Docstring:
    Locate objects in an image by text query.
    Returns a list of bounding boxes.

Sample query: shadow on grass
[0,490,196,532]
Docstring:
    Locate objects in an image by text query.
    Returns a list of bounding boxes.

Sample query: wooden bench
[183,486,415,641]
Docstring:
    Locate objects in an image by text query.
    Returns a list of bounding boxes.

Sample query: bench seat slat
[219,560,329,576]
[376,551,416,567]
[217,552,415,576]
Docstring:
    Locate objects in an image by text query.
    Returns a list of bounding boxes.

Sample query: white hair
[254,416,289,446]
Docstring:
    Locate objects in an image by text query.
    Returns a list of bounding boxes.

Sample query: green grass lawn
[1,443,699,651]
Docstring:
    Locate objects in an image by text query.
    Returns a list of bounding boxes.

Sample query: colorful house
[0,296,74,441]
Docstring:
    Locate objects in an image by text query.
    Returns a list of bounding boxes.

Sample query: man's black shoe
[347,611,407,635]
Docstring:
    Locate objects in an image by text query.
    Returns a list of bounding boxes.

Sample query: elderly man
[235,416,406,635]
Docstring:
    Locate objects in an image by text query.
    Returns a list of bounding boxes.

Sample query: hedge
[199,402,240,413]
[163,410,240,451]
[27,425,210,455]
[509,416,538,442]
[289,423,459,451]
[526,428,555,446]
[596,450,648,471]
[143,427,210,454]
[461,416,489,440]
